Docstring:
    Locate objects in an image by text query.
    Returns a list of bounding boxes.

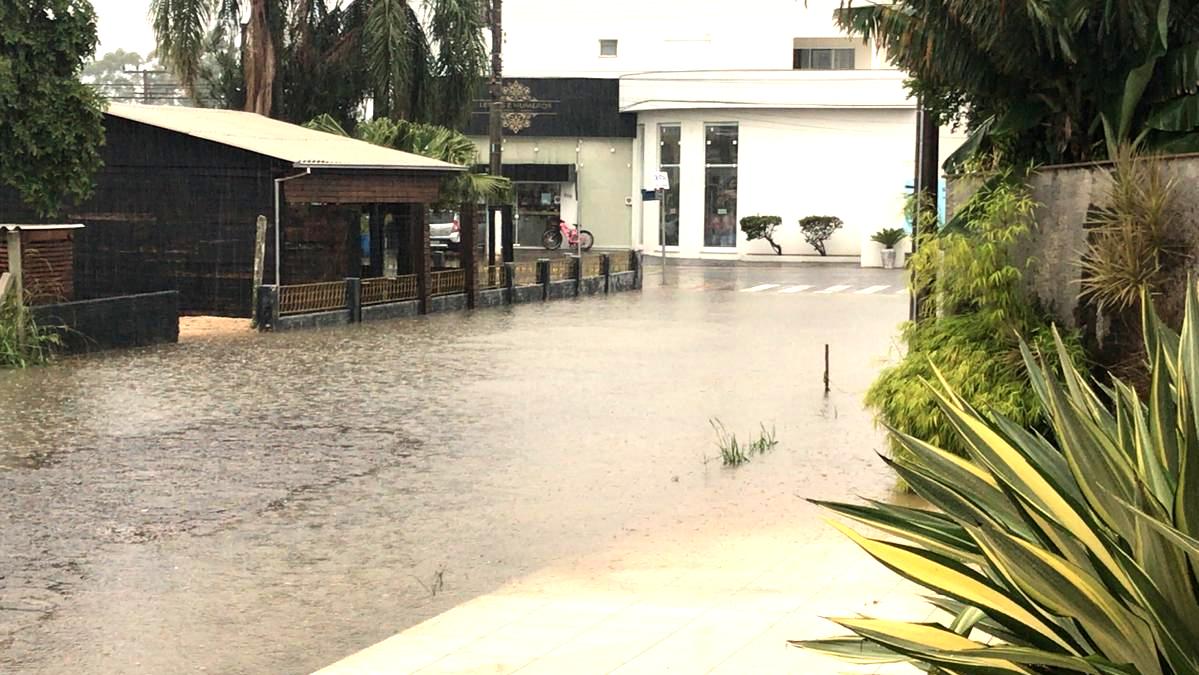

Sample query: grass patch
[710,419,778,467]
[0,297,59,368]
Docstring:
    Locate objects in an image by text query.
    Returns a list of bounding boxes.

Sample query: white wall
[497,0,888,78]
[635,108,921,258]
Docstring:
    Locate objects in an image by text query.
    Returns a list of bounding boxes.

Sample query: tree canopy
[0,0,105,216]
[152,0,488,128]
[836,0,1199,168]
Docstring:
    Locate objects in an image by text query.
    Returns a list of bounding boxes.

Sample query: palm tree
[150,0,274,113]
[305,113,508,207]
[837,0,1199,167]
[151,0,488,125]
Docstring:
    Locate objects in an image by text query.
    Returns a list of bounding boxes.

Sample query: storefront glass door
[514,182,562,246]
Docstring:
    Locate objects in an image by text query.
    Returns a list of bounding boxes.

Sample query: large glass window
[704,124,738,248]
[658,124,681,246]
[793,48,855,70]
[514,182,561,246]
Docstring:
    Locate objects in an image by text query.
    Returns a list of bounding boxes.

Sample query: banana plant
[794,281,1199,673]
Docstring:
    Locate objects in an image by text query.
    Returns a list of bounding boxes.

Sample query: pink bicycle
[541,219,594,252]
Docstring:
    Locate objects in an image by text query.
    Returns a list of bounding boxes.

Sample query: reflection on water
[0,266,906,674]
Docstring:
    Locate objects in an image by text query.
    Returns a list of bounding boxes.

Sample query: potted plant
[871,227,907,269]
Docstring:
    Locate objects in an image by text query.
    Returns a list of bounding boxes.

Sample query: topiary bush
[740,215,784,255]
[799,215,842,256]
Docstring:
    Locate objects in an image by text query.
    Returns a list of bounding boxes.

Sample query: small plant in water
[710,419,778,466]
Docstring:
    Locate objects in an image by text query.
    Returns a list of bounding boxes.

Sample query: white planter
[881,248,897,269]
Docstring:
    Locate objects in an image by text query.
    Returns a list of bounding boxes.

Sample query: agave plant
[794,283,1199,673]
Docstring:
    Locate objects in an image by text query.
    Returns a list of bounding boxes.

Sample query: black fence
[32,291,179,353]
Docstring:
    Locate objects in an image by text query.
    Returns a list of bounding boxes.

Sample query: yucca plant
[794,282,1199,674]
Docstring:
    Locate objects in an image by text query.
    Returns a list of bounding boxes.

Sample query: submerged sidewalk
[316,518,931,674]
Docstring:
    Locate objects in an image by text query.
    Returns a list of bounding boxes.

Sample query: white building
[472,0,962,264]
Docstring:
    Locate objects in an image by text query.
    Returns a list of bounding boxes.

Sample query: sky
[92,0,157,57]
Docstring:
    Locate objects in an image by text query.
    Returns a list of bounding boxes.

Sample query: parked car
[429,210,459,249]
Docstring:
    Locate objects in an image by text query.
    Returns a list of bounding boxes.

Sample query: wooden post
[411,203,432,314]
[460,204,477,309]
[6,228,25,347]
[251,215,268,328]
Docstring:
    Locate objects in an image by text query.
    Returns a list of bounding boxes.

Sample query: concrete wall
[946,155,1199,333]
[33,291,179,353]
[496,0,891,77]
[634,108,962,259]
[469,136,634,249]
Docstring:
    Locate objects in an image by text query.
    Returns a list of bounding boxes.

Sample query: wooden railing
[511,262,539,286]
[609,251,633,274]
[279,280,347,316]
[548,258,575,282]
[361,275,418,305]
[430,269,466,296]
[478,265,504,289]
[582,256,604,279]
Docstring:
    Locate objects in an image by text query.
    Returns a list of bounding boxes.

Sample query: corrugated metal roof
[106,103,465,172]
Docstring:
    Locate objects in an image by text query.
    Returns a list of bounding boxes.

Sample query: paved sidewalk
[317,519,932,674]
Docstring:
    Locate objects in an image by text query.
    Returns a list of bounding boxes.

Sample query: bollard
[346,277,362,323]
[601,254,611,294]
[573,255,583,296]
[503,261,516,304]
[537,258,550,301]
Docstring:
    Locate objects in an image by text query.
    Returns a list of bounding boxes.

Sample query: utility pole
[487,0,504,265]
[911,101,939,320]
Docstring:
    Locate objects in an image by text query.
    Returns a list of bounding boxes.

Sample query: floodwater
[0,264,907,674]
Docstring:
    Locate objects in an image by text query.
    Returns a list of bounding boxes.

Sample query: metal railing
[279,280,348,316]
[361,275,418,305]
[609,251,633,274]
[548,258,576,282]
[512,261,539,286]
[478,265,504,289]
[430,269,466,296]
[582,256,604,279]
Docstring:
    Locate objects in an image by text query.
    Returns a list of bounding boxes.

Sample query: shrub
[1080,146,1185,314]
[798,216,842,256]
[866,171,1083,464]
[871,227,907,249]
[740,215,784,255]
[795,287,1199,674]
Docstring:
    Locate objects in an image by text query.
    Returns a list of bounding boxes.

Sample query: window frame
[657,123,682,248]
[703,123,739,249]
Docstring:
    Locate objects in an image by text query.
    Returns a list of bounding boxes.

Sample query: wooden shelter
[0,104,464,316]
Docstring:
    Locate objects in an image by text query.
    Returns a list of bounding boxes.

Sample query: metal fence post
[503,261,516,304]
[601,253,611,294]
[537,258,550,301]
[346,277,362,323]
[633,251,644,290]
[573,255,582,296]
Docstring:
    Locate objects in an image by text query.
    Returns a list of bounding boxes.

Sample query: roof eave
[294,162,468,172]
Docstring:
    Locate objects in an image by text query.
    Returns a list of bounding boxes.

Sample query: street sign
[650,172,670,191]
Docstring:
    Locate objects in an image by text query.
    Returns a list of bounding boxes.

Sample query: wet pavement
[0,263,908,674]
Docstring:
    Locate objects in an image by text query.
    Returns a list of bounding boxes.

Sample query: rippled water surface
[0,265,906,674]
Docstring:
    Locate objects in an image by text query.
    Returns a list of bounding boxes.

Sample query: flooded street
[1,263,907,674]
